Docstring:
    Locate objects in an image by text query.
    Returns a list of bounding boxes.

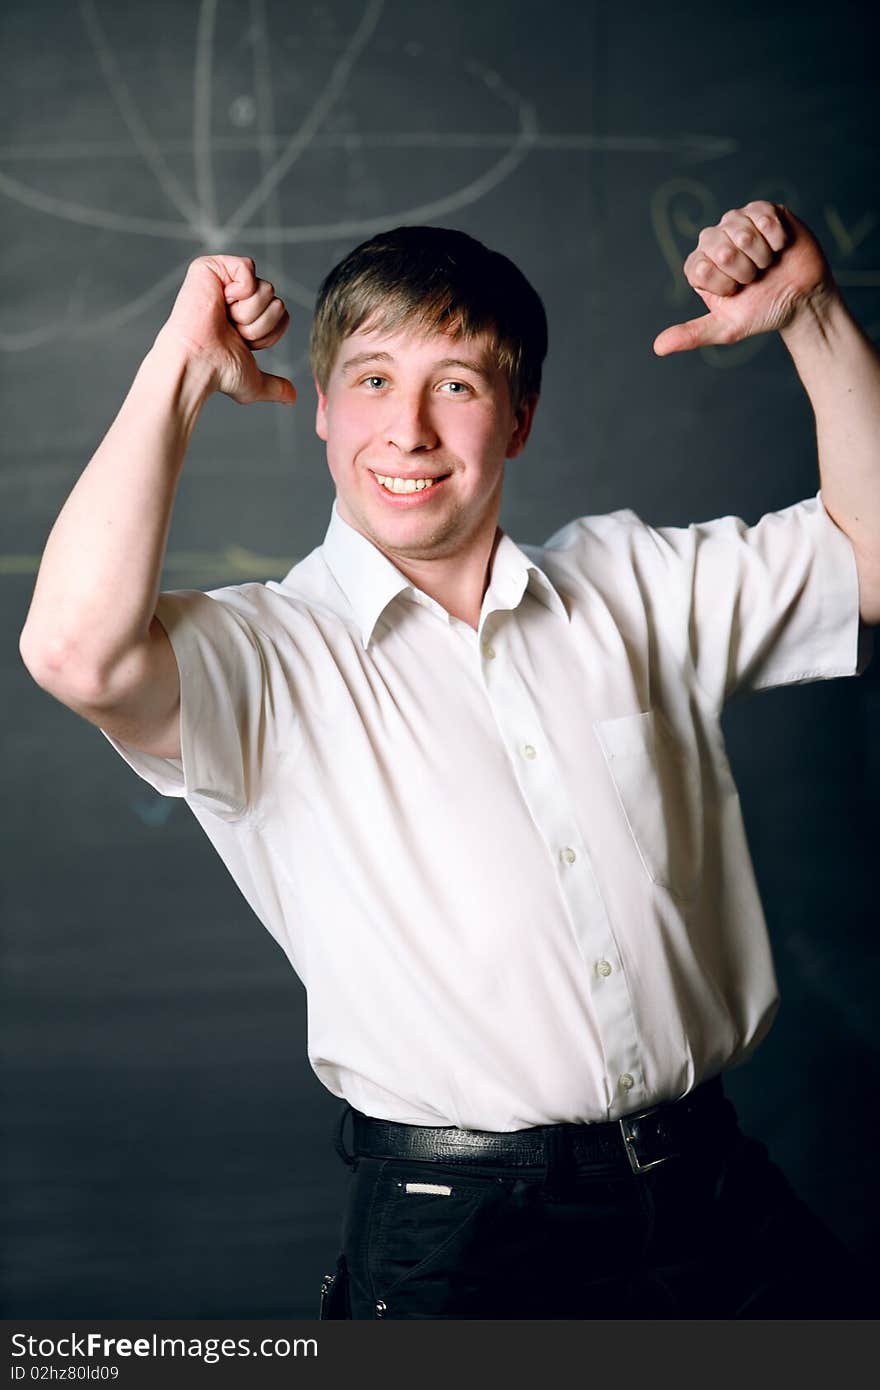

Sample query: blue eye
[363,376,387,389]
[442,381,470,395]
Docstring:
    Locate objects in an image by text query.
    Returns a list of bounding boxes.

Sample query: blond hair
[309,226,548,410]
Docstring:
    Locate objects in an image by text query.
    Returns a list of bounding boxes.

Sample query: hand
[156,254,297,404]
[653,201,838,356]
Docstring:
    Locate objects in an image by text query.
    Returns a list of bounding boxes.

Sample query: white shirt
[100,492,870,1130]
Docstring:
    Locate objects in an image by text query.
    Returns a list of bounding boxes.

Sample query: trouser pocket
[365,1161,507,1317]
[318,1253,351,1319]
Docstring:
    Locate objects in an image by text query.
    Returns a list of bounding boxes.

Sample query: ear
[506,393,539,460]
[314,378,329,442]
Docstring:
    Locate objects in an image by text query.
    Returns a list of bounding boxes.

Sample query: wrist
[144,328,220,419]
[780,281,846,352]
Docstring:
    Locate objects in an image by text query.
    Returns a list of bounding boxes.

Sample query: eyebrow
[340,350,493,381]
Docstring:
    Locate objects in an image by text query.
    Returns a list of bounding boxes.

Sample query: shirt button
[596,958,612,977]
[482,641,496,660]
[560,847,576,865]
[618,1073,634,1092]
[521,744,537,760]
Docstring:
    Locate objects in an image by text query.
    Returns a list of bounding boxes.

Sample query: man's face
[314,321,536,564]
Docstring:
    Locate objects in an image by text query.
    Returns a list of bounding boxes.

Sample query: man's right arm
[18,255,295,759]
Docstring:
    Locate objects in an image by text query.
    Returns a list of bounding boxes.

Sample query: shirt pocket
[593,709,703,902]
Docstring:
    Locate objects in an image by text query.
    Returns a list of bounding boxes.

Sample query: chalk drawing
[0,0,739,352]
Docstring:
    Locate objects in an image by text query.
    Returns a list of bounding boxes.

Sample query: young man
[20,203,879,1318]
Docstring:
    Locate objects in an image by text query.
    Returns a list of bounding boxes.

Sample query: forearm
[20,333,216,692]
[780,291,880,613]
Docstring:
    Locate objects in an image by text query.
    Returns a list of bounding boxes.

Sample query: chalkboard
[4,0,878,1318]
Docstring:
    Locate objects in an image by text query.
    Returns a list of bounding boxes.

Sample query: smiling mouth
[369,470,452,495]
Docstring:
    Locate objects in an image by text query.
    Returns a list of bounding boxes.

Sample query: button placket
[480,630,644,1099]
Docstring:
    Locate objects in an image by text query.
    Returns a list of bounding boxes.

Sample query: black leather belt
[348,1076,734,1176]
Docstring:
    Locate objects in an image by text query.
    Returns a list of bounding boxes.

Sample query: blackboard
[4,0,879,1318]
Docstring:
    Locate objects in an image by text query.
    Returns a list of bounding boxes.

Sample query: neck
[387,523,503,630]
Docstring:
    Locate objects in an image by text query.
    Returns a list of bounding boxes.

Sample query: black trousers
[325,1091,874,1319]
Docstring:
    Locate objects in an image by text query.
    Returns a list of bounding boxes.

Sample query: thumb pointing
[256,372,297,405]
[653,314,719,356]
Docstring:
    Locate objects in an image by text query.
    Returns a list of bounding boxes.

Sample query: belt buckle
[618,1106,679,1174]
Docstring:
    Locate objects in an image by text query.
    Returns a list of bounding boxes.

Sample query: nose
[384,390,439,453]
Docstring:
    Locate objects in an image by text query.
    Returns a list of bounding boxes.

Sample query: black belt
[347,1076,735,1176]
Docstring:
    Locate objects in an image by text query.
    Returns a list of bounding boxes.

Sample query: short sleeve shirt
[99,491,870,1129]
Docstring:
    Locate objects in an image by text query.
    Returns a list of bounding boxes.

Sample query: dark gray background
[3,0,878,1318]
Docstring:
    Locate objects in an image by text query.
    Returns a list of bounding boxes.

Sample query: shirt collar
[318,500,569,649]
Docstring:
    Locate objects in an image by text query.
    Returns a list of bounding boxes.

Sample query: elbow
[19,626,111,707]
[19,625,66,689]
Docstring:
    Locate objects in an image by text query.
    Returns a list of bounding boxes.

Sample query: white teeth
[374,474,440,494]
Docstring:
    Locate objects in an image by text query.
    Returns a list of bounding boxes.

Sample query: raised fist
[653,202,836,355]
[156,254,296,405]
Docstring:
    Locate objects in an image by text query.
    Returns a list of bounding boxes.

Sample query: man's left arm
[653,200,880,626]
